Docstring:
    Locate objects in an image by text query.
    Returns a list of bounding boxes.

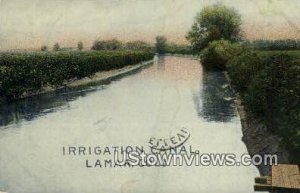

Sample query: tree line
[40,40,153,52]
[41,39,156,52]
[244,39,300,50]
[40,38,193,55]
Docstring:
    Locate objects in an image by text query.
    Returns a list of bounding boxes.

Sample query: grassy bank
[0,50,154,99]
[199,40,300,162]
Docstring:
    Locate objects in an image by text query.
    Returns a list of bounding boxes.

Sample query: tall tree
[155,36,167,54]
[186,4,242,51]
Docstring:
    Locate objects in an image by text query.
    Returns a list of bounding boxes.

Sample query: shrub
[226,51,263,93]
[0,51,154,99]
[53,43,60,51]
[243,54,299,132]
[41,45,48,51]
[200,39,243,70]
[227,52,300,162]
[124,41,153,52]
[91,39,122,50]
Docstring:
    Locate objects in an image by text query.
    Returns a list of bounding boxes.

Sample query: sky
[0,0,300,51]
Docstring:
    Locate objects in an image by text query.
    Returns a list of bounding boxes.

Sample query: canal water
[0,56,259,193]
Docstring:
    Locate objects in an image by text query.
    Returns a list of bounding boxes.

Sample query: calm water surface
[0,56,259,193]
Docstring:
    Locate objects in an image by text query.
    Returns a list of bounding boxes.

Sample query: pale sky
[0,0,300,51]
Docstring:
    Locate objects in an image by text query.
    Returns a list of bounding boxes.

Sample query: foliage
[53,43,60,51]
[77,41,83,50]
[244,39,300,51]
[186,4,242,51]
[165,43,195,55]
[41,45,48,52]
[227,53,300,162]
[155,36,167,54]
[200,39,243,70]
[226,51,264,93]
[124,41,153,52]
[256,50,300,58]
[0,51,154,99]
[91,39,122,50]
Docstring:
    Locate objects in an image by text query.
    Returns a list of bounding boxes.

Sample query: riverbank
[0,59,153,102]
[66,59,153,88]
[225,72,290,176]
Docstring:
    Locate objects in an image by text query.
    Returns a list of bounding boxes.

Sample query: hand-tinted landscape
[0,1,299,193]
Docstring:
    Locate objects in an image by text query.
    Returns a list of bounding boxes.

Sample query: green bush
[227,50,300,94]
[91,39,122,50]
[226,51,264,93]
[243,54,300,161]
[0,51,154,99]
[53,43,60,51]
[41,45,48,52]
[200,40,243,70]
[227,52,300,162]
[124,41,153,52]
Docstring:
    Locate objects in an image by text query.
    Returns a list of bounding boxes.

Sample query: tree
[91,39,122,50]
[53,43,60,51]
[155,36,167,54]
[77,41,83,50]
[41,45,48,51]
[186,4,242,51]
[125,40,150,51]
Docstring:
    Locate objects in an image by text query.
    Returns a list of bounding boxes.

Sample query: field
[0,50,154,99]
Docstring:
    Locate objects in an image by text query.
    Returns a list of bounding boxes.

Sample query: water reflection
[155,55,165,70]
[194,70,236,122]
[0,87,98,127]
